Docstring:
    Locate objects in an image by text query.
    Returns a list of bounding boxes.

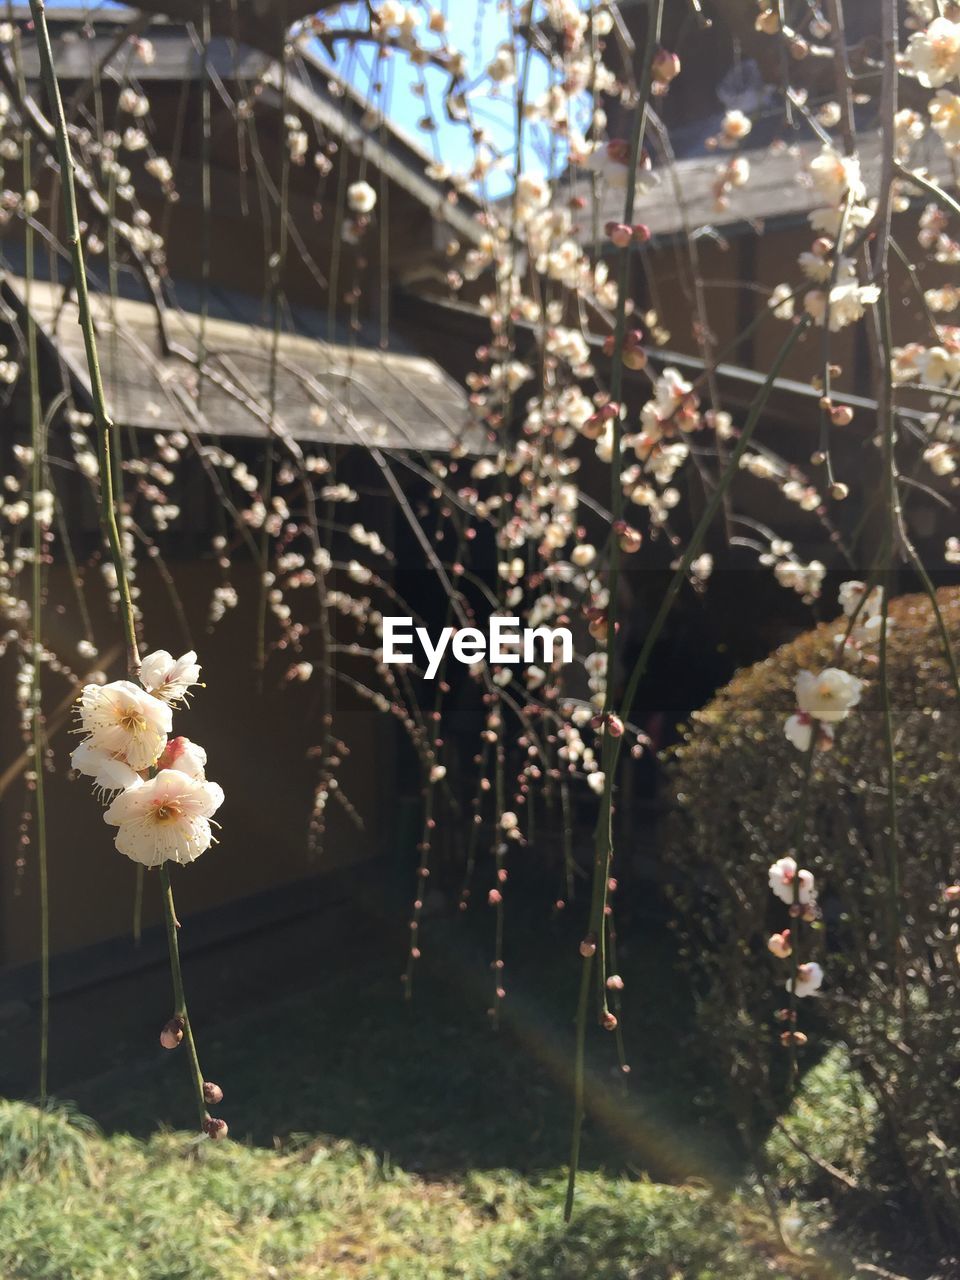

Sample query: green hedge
[666,588,960,1242]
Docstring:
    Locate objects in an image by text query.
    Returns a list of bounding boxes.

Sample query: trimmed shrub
[665,588,960,1242]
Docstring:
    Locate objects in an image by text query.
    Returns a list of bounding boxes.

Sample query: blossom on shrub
[795,668,862,723]
[767,930,792,959]
[787,962,824,998]
[783,711,834,753]
[838,579,881,618]
[768,856,816,906]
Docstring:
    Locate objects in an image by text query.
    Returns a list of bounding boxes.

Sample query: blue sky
[98,0,560,198]
[314,2,556,198]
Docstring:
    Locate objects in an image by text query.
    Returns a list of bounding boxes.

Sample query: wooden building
[0,5,488,992]
[0,1,955,992]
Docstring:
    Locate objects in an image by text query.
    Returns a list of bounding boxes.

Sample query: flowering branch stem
[872,0,903,981]
[563,0,664,1219]
[565,315,810,1220]
[28,0,212,1128]
[159,865,207,1126]
[24,124,50,1102]
[27,0,139,674]
[617,320,810,729]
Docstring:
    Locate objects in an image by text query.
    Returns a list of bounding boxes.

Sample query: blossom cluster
[767,853,824,1021]
[72,651,224,868]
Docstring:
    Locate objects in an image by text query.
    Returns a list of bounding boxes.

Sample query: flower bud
[202,1116,229,1140]
[605,221,632,248]
[606,974,624,991]
[651,49,681,84]
[780,1030,808,1047]
[579,936,597,958]
[767,929,792,960]
[618,526,643,554]
[830,404,854,426]
[602,1010,618,1031]
[203,1081,224,1105]
[160,1017,184,1050]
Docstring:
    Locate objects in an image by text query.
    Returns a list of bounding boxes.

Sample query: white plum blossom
[77,680,172,771]
[720,109,752,145]
[768,856,816,906]
[784,713,816,752]
[104,768,224,867]
[139,650,201,704]
[346,181,377,214]
[787,962,824,998]
[803,282,881,332]
[71,740,142,793]
[808,146,865,204]
[839,579,876,617]
[795,668,863,723]
[907,17,960,89]
[929,90,960,152]
[486,43,515,84]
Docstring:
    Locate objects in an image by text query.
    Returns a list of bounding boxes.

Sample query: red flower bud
[202,1116,229,1140]
[605,221,632,248]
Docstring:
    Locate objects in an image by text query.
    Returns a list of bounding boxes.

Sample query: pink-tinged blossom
[157,736,207,780]
[768,930,792,959]
[787,962,824,998]
[104,768,224,867]
[768,856,816,906]
[139,649,201,704]
[78,680,172,771]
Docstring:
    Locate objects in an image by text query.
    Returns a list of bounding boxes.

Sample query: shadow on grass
[0,884,744,1186]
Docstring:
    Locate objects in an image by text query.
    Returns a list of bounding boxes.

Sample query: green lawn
[0,897,918,1277]
[0,1098,811,1280]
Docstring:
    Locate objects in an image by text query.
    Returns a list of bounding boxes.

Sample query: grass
[0,896,923,1277]
[0,1098,812,1280]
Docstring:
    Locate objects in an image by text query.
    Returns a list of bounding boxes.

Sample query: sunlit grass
[0,1099,812,1280]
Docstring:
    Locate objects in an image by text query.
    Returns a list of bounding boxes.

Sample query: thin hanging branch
[27,0,211,1131]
